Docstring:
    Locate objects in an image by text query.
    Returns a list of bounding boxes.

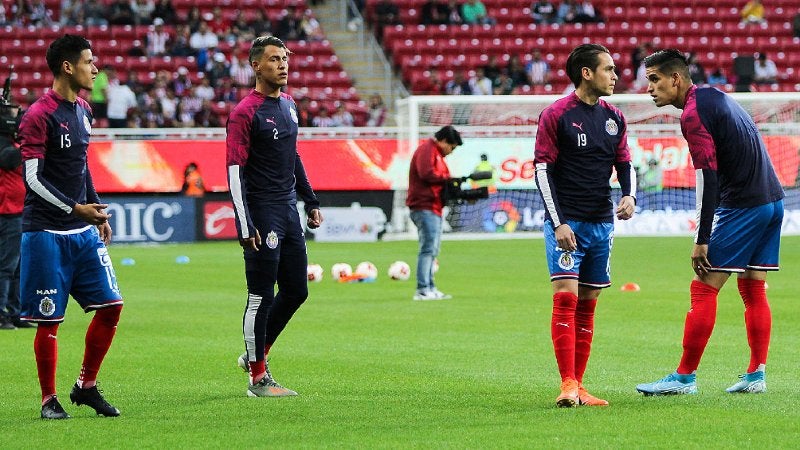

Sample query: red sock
[574,298,597,383]
[78,306,122,389]
[34,323,59,403]
[738,278,771,372]
[250,360,266,383]
[264,344,272,359]
[551,292,578,381]
[677,280,718,374]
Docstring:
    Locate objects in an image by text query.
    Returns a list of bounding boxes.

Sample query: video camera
[0,66,22,170]
[444,170,492,204]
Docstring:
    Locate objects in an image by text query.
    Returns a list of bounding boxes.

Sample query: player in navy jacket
[226,36,323,397]
[17,35,123,419]
[637,49,784,396]
[534,44,637,407]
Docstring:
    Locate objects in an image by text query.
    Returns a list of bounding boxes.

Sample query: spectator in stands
[131,0,154,26]
[58,0,80,25]
[740,0,766,25]
[277,5,306,41]
[172,66,192,96]
[190,21,220,54]
[556,0,576,24]
[297,97,315,127]
[194,99,221,128]
[417,69,445,94]
[250,9,273,37]
[707,67,728,86]
[151,0,176,25]
[366,93,388,126]
[169,24,194,57]
[469,67,493,95]
[108,0,135,25]
[481,55,502,84]
[461,0,494,25]
[443,0,464,24]
[687,52,707,85]
[89,65,111,122]
[107,70,138,128]
[27,0,53,27]
[374,0,399,42]
[631,42,652,75]
[147,17,171,57]
[126,70,146,105]
[526,50,550,86]
[160,88,179,126]
[230,56,255,88]
[331,102,355,127]
[301,10,325,41]
[195,77,215,101]
[492,72,514,94]
[753,52,778,84]
[0,2,6,25]
[421,0,448,25]
[186,7,202,32]
[506,55,529,87]
[174,101,195,128]
[142,102,164,128]
[228,11,255,45]
[208,6,229,36]
[572,0,602,23]
[216,78,239,102]
[83,0,108,26]
[531,0,557,24]
[312,106,335,127]
[445,70,473,95]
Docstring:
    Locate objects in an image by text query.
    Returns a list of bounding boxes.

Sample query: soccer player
[17,34,124,419]
[226,36,323,397]
[636,49,784,396]
[406,125,462,301]
[534,44,637,407]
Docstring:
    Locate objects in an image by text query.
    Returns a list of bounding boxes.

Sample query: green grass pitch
[1,236,798,448]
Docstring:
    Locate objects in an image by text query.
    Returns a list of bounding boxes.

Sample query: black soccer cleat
[69,384,120,417]
[41,396,71,419]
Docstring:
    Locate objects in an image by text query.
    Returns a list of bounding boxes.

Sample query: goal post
[396,93,800,235]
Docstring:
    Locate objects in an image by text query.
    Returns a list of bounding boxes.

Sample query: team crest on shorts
[605,118,618,136]
[558,252,575,270]
[266,230,279,249]
[289,106,298,124]
[39,297,56,316]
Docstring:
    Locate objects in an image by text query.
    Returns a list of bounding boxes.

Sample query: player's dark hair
[46,34,92,77]
[565,43,610,88]
[643,49,690,79]
[249,35,291,63]
[435,125,463,146]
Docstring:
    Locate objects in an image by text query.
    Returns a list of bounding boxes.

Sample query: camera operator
[0,100,28,329]
[406,125,462,301]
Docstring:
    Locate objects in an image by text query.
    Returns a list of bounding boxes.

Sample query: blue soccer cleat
[726,370,766,393]
[636,372,698,396]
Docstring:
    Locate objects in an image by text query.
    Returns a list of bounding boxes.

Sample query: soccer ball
[387,261,411,281]
[331,263,353,280]
[307,264,323,282]
[355,261,378,280]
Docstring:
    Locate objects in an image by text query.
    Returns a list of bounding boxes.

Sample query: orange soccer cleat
[578,385,609,406]
[556,378,579,408]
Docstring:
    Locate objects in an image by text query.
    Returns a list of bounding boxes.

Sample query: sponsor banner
[308,206,387,242]
[89,136,800,193]
[105,196,196,243]
[203,200,238,240]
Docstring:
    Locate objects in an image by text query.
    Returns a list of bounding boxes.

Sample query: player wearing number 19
[17,35,124,419]
[533,44,637,407]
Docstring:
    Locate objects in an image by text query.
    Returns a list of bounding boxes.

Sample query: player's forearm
[23,158,77,214]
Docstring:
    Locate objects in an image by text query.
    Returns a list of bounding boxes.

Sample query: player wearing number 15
[533,44,637,407]
[17,34,124,419]
[636,49,784,396]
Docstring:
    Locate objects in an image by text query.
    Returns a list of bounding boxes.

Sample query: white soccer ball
[355,261,378,280]
[307,264,323,282]
[331,263,353,280]
[387,260,411,281]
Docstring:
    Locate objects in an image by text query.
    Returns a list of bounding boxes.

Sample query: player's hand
[97,222,112,245]
[691,244,711,276]
[241,229,262,251]
[616,196,636,220]
[307,208,323,229]
[73,203,111,225]
[554,223,577,252]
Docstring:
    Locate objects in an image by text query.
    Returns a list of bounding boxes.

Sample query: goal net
[396,93,800,236]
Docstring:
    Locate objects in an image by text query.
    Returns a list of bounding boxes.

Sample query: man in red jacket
[0,102,28,329]
[406,125,462,301]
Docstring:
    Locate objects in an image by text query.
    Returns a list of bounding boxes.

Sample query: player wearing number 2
[534,44,637,407]
[636,49,784,396]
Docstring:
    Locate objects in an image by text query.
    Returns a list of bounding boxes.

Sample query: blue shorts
[707,200,783,272]
[544,220,613,288]
[20,226,123,323]
[244,204,307,267]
